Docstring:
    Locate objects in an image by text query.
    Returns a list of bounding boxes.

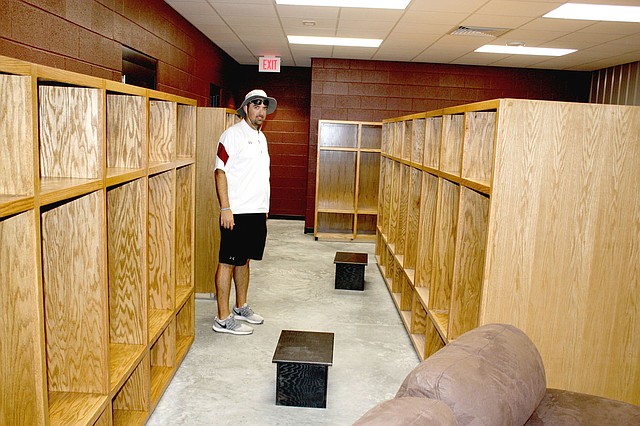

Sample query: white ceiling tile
[164,0,640,69]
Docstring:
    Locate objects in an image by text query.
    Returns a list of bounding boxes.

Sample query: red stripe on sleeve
[217,142,229,165]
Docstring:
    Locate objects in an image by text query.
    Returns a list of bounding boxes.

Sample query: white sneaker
[212,316,253,335]
[232,304,264,324]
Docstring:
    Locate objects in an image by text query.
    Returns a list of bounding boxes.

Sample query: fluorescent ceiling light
[275,0,410,9]
[543,3,640,23]
[475,45,577,56]
[288,35,382,48]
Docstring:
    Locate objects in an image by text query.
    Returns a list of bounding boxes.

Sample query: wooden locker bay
[314,120,382,241]
[0,55,196,425]
[376,98,640,405]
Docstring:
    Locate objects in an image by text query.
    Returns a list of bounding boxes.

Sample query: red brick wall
[235,65,312,218]
[0,0,238,106]
[305,58,593,230]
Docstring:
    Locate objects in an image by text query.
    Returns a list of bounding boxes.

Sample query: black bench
[272,330,334,408]
[333,251,368,291]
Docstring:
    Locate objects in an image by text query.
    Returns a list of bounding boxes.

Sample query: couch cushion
[353,397,459,426]
[525,388,640,425]
[396,323,546,426]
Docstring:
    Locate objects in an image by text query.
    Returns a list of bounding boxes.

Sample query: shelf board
[109,343,146,393]
[0,194,33,218]
[148,161,174,176]
[400,310,412,330]
[391,292,402,310]
[415,286,429,308]
[113,409,148,426]
[428,310,450,343]
[404,268,415,286]
[175,286,193,310]
[314,232,355,241]
[148,309,173,344]
[48,391,108,426]
[175,158,194,169]
[411,333,427,360]
[106,168,146,187]
[150,365,174,406]
[39,177,102,206]
[461,177,490,195]
[316,207,355,214]
[176,334,194,363]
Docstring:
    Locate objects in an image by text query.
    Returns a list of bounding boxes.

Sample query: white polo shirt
[215,119,270,214]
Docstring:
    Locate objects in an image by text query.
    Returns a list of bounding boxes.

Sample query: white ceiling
[164,0,640,71]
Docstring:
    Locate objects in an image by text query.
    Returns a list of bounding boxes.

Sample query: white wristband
[220,207,231,211]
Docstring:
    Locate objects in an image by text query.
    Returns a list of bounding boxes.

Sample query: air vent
[449,26,510,37]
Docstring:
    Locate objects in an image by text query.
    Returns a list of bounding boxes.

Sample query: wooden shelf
[1,54,196,424]
[378,98,640,405]
[48,391,108,426]
[315,120,381,240]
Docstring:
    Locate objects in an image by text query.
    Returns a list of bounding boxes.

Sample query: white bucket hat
[236,89,277,118]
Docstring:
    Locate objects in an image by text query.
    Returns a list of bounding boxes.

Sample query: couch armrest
[396,324,546,426]
[353,397,459,426]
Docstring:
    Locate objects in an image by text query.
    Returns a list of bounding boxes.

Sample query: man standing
[212,89,276,335]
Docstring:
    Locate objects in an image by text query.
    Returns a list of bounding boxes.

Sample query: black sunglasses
[249,98,269,107]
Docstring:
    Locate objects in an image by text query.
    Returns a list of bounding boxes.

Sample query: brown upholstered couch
[354,324,640,426]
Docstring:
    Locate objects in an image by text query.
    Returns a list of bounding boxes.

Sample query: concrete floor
[147,219,419,426]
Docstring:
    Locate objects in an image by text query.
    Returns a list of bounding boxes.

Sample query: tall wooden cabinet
[0,55,196,425]
[314,120,381,240]
[376,99,640,405]
[194,108,239,294]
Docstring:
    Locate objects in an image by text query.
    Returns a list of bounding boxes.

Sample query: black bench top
[333,252,368,265]
[272,330,334,366]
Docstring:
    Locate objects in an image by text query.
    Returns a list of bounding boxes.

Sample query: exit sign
[259,56,281,73]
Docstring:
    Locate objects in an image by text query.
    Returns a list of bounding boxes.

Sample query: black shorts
[219,213,267,266]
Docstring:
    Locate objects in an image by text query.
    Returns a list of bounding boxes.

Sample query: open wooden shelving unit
[194,108,239,294]
[314,120,381,241]
[376,98,640,405]
[0,55,196,425]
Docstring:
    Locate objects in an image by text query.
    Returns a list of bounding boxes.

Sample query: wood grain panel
[113,357,149,412]
[195,108,226,293]
[462,111,496,187]
[430,179,459,317]
[177,105,196,158]
[0,211,44,425]
[396,165,410,256]
[392,122,402,158]
[404,167,422,271]
[388,161,401,247]
[317,150,355,210]
[357,152,380,212]
[107,179,146,345]
[402,120,412,161]
[148,172,174,311]
[175,165,194,291]
[425,317,445,358]
[0,74,33,196]
[484,99,640,403]
[356,214,376,236]
[415,173,438,290]
[449,187,489,339]
[48,392,107,426]
[107,94,145,170]
[39,86,103,179]
[361,124,381,150]
[411,118,425,165]
[440,114,463,175]
[316,212,353,235]
[149,101,176,163]
[382,123,391,154]
[41,190,107,394]
[424,116,442,169]
[151,326,175,369]
[318,121,357,148]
